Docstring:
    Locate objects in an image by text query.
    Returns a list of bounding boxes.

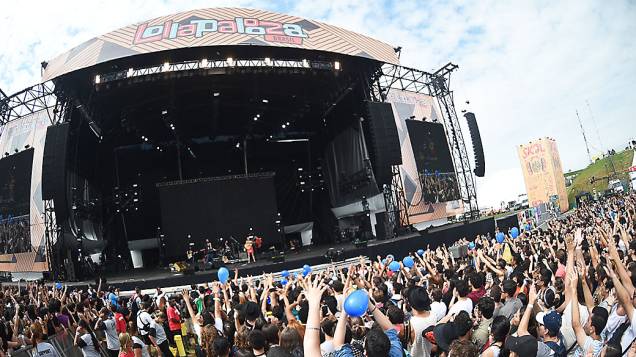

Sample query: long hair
[234,326,250,349]
[279,327,302,352]
[201,325,218,357]
[119,332,132,353]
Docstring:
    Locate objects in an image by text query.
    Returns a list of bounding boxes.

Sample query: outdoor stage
[39,214,516,290]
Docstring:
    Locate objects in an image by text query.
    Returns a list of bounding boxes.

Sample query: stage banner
[0,110,50,272]
[517,138,568,212]
[42,8,399,81]
[386,89,463,224]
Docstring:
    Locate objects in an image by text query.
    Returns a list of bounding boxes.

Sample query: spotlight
[334,61,341,70]
[226,57,234,66]
[127,68,134,78]
[282,124,286,129]
[200,58,208,67]
[94,75,101,84]
[162,109,168,115]
[213,92,220,97]
[262,99,269,103]
[235,142,240,148]
[265,57,272,65]
[162,62,170,71]
[256,114,260,118]
[302,59,309,68]
[253,117,258,121]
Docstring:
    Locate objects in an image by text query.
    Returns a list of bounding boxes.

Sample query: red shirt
[167,305,181,331]
[467,287,486,304]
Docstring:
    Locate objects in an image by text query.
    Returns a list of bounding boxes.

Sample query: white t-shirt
[430,301,447,322]
[448,297,473,316]
[573,336,603,357]
[562,302,590,353]
[132,335,151,357]
[321,340,335,355]
[620,309,636,353]
[79,334,101,357]
[137,310,153,336]
[35,342,61,357]
[99,317,121,351]
[154,320,167,345]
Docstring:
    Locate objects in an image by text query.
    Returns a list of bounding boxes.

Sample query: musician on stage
[186,245,195,267]
[244,237,256,263]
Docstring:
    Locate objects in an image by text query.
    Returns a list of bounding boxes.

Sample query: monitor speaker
[464,112,485,177]
[271,251,285,263]
[364,101,402,186]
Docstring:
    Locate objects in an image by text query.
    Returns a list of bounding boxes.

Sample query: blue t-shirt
[334,328,403,357]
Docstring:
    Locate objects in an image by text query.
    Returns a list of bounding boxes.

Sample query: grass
[566,149,634,208]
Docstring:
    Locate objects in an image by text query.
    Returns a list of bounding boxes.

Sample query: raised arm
[517,284,537,336]
[569,270,589,349]
[302,276,328,357]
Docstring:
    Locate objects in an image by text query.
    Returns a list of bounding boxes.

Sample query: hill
[566,149,634,208]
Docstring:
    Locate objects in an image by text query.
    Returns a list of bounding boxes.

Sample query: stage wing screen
[406,120,461,203]
[0,149,34,254]
[158,173,279,259]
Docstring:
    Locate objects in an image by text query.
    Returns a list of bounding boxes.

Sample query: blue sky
[1,0,635,208]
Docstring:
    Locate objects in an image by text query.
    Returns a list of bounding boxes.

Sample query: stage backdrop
[0,110,50,272]
[386,89,463,224]
[157,173,279,259]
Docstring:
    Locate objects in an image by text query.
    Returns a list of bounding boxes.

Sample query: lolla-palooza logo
[133,17,309,46]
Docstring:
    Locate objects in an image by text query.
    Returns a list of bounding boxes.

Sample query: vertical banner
[517,138,568,212]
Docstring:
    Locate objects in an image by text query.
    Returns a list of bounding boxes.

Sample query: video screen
[0,149,34,254]
[406,120,460,203]
[158,173,279,259]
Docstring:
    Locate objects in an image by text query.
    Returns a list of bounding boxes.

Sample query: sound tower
[374,211,389,240]
[364,101,402,186]
[464,112,485,177]
[42,123,70,221]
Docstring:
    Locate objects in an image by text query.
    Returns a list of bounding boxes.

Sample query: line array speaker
[364,101,402,186]
[42,123,70,220]
[464,112,485,177]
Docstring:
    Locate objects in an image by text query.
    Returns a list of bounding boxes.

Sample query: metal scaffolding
[370,62,479,226]
[0,81,67,126]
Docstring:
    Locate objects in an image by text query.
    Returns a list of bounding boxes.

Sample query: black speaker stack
[463,112,485,177]
[364,101,402,186]
[42,123,71,221]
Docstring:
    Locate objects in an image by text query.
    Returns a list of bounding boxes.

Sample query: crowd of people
[1,193,636,357]
[420,173,460,204]
[0,215,31,254]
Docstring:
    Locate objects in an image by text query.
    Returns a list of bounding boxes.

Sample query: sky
[1,0,635,209]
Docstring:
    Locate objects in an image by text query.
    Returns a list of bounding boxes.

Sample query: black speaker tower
[464,112,485,177]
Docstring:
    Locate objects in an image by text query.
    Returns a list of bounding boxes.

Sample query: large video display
[0,149,34,254]
[406,120,460,203]
[386,89,463,223]
[158,173,279,259]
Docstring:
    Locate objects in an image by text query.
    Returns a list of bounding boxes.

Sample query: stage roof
[42,7,400,81]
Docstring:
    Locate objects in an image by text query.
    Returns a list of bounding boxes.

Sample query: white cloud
[1,0,634,209]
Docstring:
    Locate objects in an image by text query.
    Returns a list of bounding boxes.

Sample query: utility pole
[576,110,593,165]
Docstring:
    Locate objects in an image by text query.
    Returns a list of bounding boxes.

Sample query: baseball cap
[536,310,562,336]
[505,335,537,356]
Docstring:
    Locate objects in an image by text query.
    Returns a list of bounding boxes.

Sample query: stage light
[133,198,139,202]
[162,109,168,115]
[265,57,272,65]
[286,122,290,126]
[281,124,286,129]
[262,99,269,103]
[235,142,240,148]
[253,117,258,121]
[94,75,101,84]
[132,184,138,188]
[334,61,341,70]
[226,57,234,66]
[156,146,160,150]
[25,145,30,149]
[213,92,220,97]
[144,137,149,142]
[302,59,309,68]
[256,114,261,118]
[162,62,170,71]
[200,58,208,67]
[127,68,134,78]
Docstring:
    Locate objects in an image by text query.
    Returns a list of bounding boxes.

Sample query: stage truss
[0,81,68,126]
[369,62,479,225]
